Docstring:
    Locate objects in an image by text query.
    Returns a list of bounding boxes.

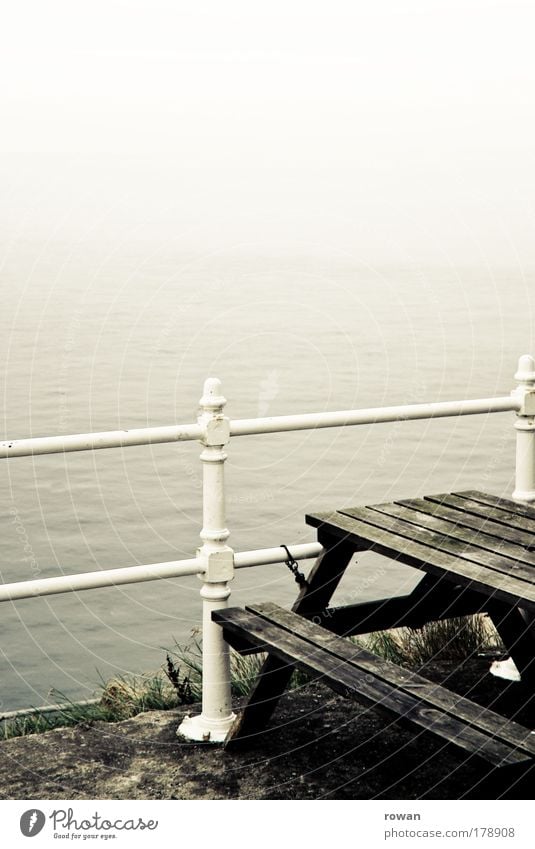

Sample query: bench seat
[213,602,535,768]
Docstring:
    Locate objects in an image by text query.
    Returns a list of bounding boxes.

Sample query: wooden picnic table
[214,490,535,772]
[305,490,535,678]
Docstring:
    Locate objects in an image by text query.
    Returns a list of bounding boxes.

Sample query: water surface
[0,247,532,710]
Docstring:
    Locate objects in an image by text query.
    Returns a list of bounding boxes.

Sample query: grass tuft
[360,614,503,667]
[1,629,267,740]
[166,633,267,698]
[1,614,503,740]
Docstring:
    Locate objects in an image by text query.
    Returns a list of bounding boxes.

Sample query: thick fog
[1,0,534,266]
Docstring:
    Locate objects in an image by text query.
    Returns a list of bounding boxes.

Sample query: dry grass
[361,613,503,667]
[1,613,503,739]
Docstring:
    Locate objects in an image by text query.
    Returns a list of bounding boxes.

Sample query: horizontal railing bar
[0,558,203,602]
[234,542,323,568]
[0,543,323,602]
[0,396,520,459]
[229,396,520,436]
[0,698,100,724]
[0,423,202,458]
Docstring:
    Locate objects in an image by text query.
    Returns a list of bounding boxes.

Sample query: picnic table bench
[213,490,535,770]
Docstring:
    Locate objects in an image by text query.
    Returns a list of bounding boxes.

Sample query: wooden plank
[225,538,355,746]
[370,501,535,569]
[246,602,535,756]
[293,536,357,616]
[426,493,535,544]
[459,490,535,522]
[340,506,535,585]
[306,510,535,609]
[316,584,488,636]
[217,608,524,766]
[214,607,531,766]
[401,495,535,551]
[444,491,535,535]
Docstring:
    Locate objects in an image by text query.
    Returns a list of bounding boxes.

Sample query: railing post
[506,354,535,684]
[178,378,236,742]
[512,354,535,502]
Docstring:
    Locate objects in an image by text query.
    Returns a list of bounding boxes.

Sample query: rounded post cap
[200,377,227,410]
[515,354,535,383]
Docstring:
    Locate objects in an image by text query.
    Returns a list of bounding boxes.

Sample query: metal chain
[280,544,308,589]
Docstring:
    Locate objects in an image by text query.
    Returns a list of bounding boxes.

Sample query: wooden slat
[217,608,526,766]
[292,537,356,616]
[247,603,535,756]
[370,500,535,569]
[444,491,535,535]
[425,493,535,544]
[402,495,535,551]
[317,584,488,635]
[459,490,535,521]
[214,606,532,766]
[340,506,535,585]
[305,510,535,609]
[341,508,535,598]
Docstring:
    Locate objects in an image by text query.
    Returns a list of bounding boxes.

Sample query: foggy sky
[2,0,534,266]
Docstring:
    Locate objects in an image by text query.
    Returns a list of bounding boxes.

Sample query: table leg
[224,536,356,747]
[487,601,535,687]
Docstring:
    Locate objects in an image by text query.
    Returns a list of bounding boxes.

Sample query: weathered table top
[306,490,535,612]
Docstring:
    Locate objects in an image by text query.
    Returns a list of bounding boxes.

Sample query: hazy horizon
[2,1,535,268]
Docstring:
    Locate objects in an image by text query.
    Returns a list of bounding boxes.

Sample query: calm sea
[1,245,533,710]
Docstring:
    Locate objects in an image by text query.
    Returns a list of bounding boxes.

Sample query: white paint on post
[513,354,535,502]
[178,378,236,743]
[497,353,535,685]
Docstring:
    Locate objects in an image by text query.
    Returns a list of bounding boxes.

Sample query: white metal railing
[0,397,521,459]
[0,543,324,603]
[1,354,535,742]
